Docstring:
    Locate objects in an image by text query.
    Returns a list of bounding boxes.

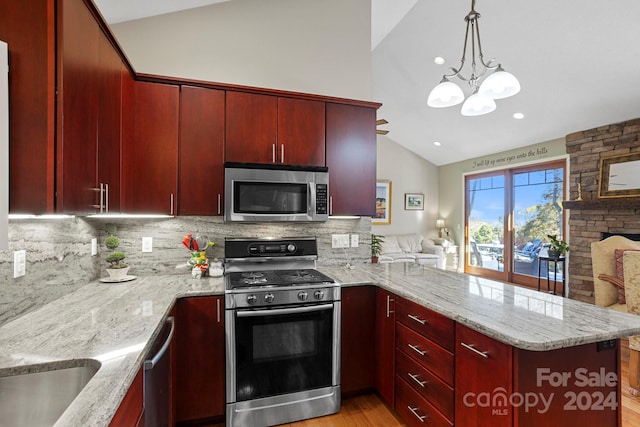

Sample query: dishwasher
[144,316,175,427]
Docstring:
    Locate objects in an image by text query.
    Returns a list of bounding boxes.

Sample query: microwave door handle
[309,182,316,216]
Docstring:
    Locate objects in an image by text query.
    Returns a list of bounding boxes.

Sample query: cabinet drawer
[396,350,453,421]
[396,297,454,352]
[396,323,454,385]
[396,376,453,427]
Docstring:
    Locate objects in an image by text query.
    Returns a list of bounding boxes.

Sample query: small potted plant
[547,234,569,259]
[371,234,385,263]
[105,224,129,280]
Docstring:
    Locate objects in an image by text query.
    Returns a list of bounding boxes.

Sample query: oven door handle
[236,303,334,317]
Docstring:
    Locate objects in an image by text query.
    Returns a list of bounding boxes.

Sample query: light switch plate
[142,237,153,253]
[14,250,25,278]
[350,234,359,247]
[91,238,97,256]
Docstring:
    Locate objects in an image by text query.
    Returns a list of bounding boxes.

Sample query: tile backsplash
[0,216,371,326]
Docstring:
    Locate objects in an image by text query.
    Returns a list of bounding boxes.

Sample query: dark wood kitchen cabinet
[276,97,325,166]
[341,285,376,394]
[395,296,454,427]
[57,3,124,214]
[110,366,144,427]
[0,0,124,213]
[455,323,512,427]
[326,103,376,216]
[225,91,325,166]
[122,80,179,214]
[375,288,396,406]
[173,296,225,424]
[179,86,225,215]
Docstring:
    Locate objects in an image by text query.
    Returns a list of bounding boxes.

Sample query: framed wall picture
[598,152,640,198]
[373,180,392,225]
[404,193,424,210]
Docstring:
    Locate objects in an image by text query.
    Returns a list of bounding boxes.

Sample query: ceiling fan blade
[376,129,389,135]
[376,119,388,125]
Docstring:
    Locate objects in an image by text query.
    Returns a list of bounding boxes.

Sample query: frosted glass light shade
[478,67,520,99]
[461,92,496,116]
[436,219,445,229]
[427,79,465,108]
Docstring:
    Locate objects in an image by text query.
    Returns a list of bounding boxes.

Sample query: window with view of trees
[465,160,567,287]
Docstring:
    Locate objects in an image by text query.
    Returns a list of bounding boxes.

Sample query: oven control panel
[227,285,340,309]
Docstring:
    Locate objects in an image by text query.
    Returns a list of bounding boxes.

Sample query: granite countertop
[2,263,640,426]
[321,262,640,351]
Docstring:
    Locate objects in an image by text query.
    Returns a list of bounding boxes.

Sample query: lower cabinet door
[110,367,144,427]
[174,296,225,423]
[396,376,453,427]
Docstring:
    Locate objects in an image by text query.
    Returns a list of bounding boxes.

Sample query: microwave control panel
[316,184,328,214]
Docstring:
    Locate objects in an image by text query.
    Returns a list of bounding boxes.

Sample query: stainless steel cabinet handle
[408,314,426,325]
[408,343,427,356]
[281,144,285,163]
[272,144,276,163]
[407,406,426,422]
[217,193,221,215]
[105,183,109,213]
[408,373,427,388]
[170,193,174,215]
[99,183,104,213]
[386,295,394,318]
[461,342,489,358]
[329,196,333,216]
[144,316,175,370]
[216,298,221,323]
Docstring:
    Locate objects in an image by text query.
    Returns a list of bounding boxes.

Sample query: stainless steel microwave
[224,163,329,222]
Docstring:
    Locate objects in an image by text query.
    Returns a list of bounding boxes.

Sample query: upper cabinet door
[122,80,179,214]
[277,97,325,166]
[96,31,123,213]
[326,103,376,216]
[56,0,100,213]
[179,86,225,215]
[225,91,277,164]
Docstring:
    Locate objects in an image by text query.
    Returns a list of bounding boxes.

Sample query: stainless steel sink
[0,362,99,427]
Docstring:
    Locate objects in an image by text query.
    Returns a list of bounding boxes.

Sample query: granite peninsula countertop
[2,263,640,426]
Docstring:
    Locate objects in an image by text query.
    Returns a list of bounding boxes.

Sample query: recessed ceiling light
[513,112,524,119]
[434,57,445,65]
[434,141,441,146]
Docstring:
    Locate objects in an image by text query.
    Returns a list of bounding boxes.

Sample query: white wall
[111,0,372,100]
[375,136,438,237]
[438,138,567,252]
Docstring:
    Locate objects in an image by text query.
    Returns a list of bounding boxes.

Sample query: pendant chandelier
[427,0,520,116]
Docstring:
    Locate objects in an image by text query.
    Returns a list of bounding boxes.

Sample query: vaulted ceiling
[95,0,640,166]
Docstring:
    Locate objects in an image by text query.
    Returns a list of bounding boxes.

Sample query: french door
[465,160,567,288]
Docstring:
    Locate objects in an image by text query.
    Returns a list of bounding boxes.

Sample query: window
[465,160,567,287]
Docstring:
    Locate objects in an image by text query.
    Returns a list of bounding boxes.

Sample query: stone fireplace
[564,118,640,303]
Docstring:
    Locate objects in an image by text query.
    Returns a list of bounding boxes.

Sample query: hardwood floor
[211,339,640,426]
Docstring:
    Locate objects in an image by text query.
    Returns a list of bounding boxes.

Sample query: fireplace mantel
[563,198,640,210]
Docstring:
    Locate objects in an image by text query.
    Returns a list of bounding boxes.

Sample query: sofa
[378,234,446,269]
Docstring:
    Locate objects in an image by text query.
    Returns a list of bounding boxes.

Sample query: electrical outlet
[142,237,153,253]
[350,234,359,247]
[13,250,26,278]
[91,238,97,256]
[331,234,350,249]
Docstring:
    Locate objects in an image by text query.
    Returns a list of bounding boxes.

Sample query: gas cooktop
[226,268,335,290]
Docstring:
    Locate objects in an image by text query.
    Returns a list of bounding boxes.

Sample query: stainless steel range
[224,237,341,427]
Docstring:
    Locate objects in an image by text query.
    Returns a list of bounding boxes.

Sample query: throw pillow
[609,248,640,304]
